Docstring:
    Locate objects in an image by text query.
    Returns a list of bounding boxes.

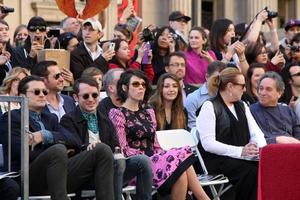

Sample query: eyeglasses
[0,27,9,32]
[79,93,99,100]
[53,73,63,80]
[169,63,185,67]
[259,51,268,55]
[131,81,146,88]
[232,82,246,89]
[27,89,48,96]
[28,26,46,32]
[291,72,300,77]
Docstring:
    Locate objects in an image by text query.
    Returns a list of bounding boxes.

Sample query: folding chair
[156,129,232,200]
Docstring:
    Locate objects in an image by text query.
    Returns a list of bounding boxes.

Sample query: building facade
[2,0,300,40]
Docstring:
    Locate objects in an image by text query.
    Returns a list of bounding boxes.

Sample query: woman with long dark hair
[109,70,210,200]
[210,18,249,75]
[109,39,154,82]
[151,26,179,84]
[150,73,187,130]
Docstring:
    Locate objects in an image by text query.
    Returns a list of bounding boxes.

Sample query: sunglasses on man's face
[28,26,46,32]
[80,93,99,100]
[53,73,63,80]
[291,72,300,77]
[131,81,146,88]
[27,89,48,96]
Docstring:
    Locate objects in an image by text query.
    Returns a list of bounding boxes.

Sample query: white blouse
[196,101,266,159]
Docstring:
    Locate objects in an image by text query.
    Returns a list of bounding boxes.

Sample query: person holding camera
[280,19,300,50]
[151,26,179,84]
[108,39,154,82]
[210,18,249,76]
[168,11,191,51]
[12,16,51,70]
[0,19,13,85]
[284,32,300,67]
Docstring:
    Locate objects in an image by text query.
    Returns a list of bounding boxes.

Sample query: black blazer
[0,109,82,171]
[70,42,109,79]
[184,84,198,96]
[60,105,119,152]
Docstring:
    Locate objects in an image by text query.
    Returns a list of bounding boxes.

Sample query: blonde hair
[207,67,242,95]
[0,67,30,94]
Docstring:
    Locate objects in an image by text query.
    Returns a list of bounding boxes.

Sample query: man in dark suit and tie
[0,75,114,199]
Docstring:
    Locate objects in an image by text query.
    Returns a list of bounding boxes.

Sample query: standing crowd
[0,4,300,200]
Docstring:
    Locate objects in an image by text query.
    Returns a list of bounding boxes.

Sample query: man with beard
[165,51,197,103]
[31,60,75,121]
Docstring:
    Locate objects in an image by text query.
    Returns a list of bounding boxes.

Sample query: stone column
[102,0,118,40]
[297,0,300,19]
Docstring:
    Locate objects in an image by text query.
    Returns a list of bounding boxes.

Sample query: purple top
[184,50,217,84]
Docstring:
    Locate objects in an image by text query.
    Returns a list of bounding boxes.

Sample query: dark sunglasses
[27,89,48,96]
[233,82,246,89]
[80,93,99,100]
[131,81,146,88]
[291,72,300,77]
[53,73,63,80]
[28,26,46,32]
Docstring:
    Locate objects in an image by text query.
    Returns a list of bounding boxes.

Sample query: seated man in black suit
[0,75,114,199]
[60,77,153,200]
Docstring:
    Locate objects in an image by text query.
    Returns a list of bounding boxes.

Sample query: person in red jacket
[108,39,154,82]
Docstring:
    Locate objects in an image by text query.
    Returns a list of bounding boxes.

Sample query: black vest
[198,94,250,160]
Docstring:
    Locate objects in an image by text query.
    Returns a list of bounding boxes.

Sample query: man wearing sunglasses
[71,18,115,80]
[60,77,153,200]
[31,60,76,121]
[12,16,50,70]
[0,75,115,199]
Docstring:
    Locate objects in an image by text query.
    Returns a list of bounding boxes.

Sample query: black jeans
[0,177,19,200]
[29,143,114,200]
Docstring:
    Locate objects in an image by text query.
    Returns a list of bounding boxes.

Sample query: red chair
[258,144,300,200]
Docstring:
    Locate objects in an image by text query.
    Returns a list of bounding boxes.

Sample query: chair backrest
[156,129,197,150]
[258,144,300,200]
[156,128,209,175]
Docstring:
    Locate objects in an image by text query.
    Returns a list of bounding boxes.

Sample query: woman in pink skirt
[109,69,210,200]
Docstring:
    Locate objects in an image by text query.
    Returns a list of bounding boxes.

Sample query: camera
[142,27,154,42]
[290,45,300,52]
[1,6,14,14]
[231,36,240,44]
[264,7,278,19]
[170,33,178,41]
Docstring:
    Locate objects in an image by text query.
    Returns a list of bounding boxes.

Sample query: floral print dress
[109,105,196,194]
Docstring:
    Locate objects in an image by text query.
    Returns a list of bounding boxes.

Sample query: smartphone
[109,42,115,51]
[33,35,44,45]
[47,29,60,38]
[142,42,151,64]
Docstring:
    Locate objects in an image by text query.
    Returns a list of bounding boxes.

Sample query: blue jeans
[114,154,153,200]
